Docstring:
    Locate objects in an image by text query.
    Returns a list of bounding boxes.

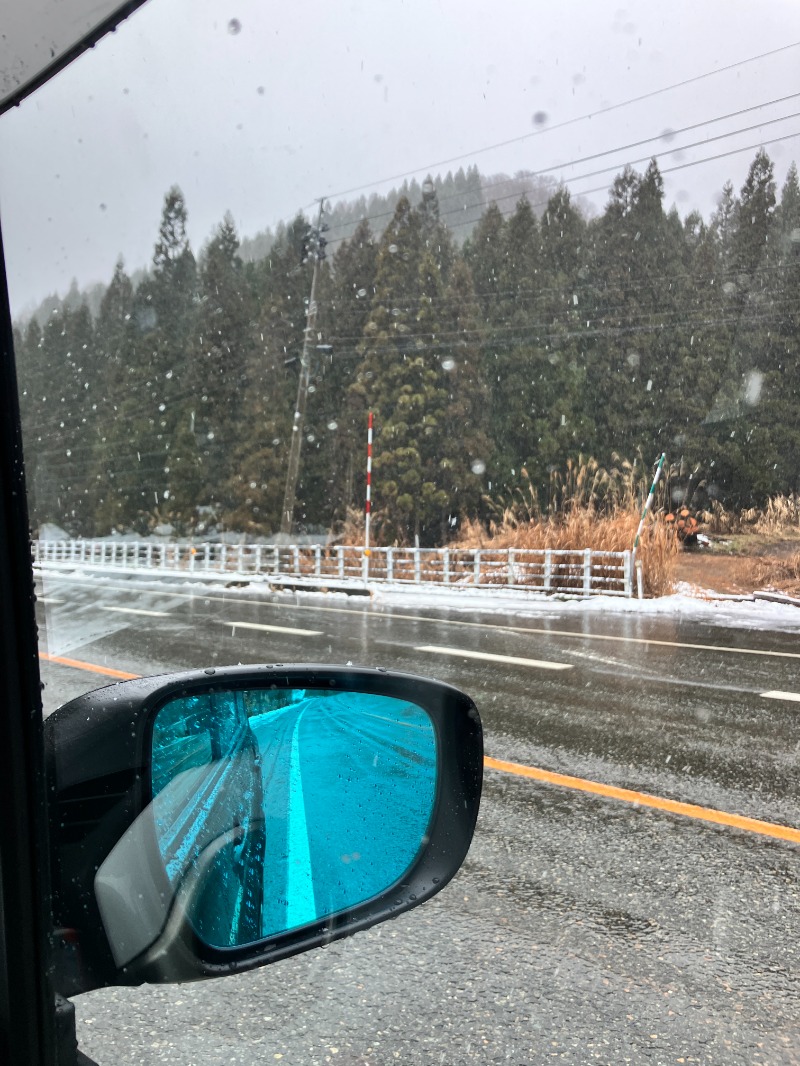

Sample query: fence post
[472,550,481,586]
[508,548,515,585]
[544,549,552,592]
[443,548,450,585]
[292,546,300,575]
[414,549,421,584]
[636,560,644,600]
[387,547,394,582]
[583,548,592,595]
[315,545,321,576]
[219,544,226,572]
[337,546,344,579]
[623,550,632,597]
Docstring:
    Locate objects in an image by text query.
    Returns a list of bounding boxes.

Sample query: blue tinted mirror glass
[150,687,437,948]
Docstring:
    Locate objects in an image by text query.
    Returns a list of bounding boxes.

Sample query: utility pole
[280,198,326,536]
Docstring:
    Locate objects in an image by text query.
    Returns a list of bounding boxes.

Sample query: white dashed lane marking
[100,606,171,617]
[415,645,572,671]
[220,620,323,637]
[761,690,800,703]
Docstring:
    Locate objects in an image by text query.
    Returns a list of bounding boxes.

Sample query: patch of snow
[34,564,800,633]
[39,523,70,541]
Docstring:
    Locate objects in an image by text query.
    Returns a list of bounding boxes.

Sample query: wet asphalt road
[35,572,800,1065]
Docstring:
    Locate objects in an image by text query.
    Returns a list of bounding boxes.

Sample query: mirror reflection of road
[250,693,435,936]
[36,575,800,1064]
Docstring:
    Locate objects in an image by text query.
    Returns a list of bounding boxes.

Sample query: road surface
[35,571,800,1064]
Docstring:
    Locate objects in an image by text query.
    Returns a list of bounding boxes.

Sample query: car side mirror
[44,665,483,995]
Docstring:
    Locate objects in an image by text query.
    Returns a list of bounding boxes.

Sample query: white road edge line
[38,573,800,661]
[100,606,171,617]
[221,620,323,637]
[760,690,800,703]
[415,645,572,671]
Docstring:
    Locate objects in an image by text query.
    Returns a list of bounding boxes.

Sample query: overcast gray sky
[1,0,799,315]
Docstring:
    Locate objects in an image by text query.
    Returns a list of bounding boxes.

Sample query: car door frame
[0,7,154,1060]
[0,217,56,1066]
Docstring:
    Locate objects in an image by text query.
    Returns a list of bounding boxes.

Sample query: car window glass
[1,0,799,1062]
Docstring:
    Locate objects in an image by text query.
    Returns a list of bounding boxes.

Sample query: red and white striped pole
[363,412,373,580]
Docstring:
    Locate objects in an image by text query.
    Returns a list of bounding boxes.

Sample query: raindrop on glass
[471,460,486,475]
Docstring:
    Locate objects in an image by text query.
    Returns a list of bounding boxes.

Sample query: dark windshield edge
[0,217,55,1064]
[0,0,151,119]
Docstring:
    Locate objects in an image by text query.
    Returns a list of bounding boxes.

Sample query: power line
[323,125,800,251]
[327,90,800,227]
[320,296,799,351]
[328,260,792,312]
[318,41,800,204]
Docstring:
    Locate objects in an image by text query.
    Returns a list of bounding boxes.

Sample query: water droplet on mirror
[532,110,548,126]
[441,357,456,371]
[357,288,367,297]
[327,421,338,431]
[471,460,486,475]
[388,243,399,254]
[228,18,242,34]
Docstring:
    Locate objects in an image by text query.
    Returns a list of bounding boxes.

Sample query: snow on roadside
[35,562,800,634]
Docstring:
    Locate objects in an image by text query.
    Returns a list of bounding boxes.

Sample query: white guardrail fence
[34,540,634,598]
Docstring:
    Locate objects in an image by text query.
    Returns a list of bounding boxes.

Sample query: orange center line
[39,651,140,681]
[38,652,800,846]
[484,755,800,846]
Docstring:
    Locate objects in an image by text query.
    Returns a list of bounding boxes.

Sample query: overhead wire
[317,41,800,204]
[321,124,800,253]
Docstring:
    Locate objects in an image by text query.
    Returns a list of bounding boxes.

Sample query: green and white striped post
[632,452,666,586]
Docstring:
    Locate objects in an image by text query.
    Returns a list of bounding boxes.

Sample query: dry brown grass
[331,506,366,544]
[455,507,678,597]
[699,494,800,536]
[330,457,680,596]
[751,550,800,593]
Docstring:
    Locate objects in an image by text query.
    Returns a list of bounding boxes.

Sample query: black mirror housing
[45,664,483,995]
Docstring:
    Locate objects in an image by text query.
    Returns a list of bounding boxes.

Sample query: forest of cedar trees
[13,151,800,547]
